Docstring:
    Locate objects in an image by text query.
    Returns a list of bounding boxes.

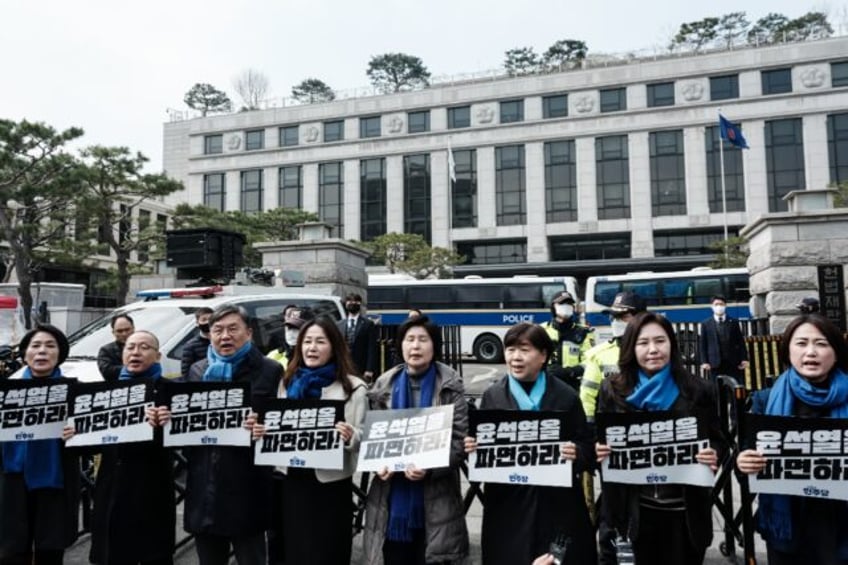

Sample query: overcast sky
[3,0,845,172]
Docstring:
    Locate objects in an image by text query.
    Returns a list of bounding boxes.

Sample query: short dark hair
[503,323,554,363]
[779,314,848,373]
[711,295,727,304]
[396,316,442,362]
[110,314,134,328]
[194,307,214,320]
[344,293,363,303]
[209,304,250,327]
[20,325,70,366]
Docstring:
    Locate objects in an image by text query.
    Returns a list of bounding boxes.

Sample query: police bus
[367,275,579,363]
[584,267,751,340]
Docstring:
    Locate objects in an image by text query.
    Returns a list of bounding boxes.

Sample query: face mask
[712,305,726,316]
[346,303,361,314]
[284,327,299,347]
[611,319,629,338]
[198,323,210,334]
[554,304,574,318]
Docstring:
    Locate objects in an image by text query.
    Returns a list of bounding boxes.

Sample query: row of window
[202,62,848,155]
[202,113,848,239]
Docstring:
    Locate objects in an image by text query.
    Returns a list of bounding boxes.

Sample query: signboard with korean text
[746,413,848,502]
[160,381,251,447]
[597,411,714,487]
[254,399,344,469]
[0,378,74,442]
[817,264,846,331]
[467,410,572,487]
[66,379,154,447]
[357,405,454,473]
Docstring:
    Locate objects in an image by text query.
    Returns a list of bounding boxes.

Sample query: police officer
[541,291,595,391]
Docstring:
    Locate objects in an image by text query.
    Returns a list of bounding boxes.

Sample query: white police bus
[367,275,579,363]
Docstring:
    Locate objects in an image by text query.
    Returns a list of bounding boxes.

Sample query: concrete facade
[162,37,848,276]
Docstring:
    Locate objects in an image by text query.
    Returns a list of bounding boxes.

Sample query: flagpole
[718,116,729,263]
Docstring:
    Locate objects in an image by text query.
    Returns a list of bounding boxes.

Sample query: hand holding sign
[736,449,766,474]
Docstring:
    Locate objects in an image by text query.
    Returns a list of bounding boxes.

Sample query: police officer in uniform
[541,291,595,392]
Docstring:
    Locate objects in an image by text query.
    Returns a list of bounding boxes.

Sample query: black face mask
[198,323,210,334]
[346,303,361,314]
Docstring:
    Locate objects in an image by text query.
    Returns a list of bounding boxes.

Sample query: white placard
[357,405,454,473]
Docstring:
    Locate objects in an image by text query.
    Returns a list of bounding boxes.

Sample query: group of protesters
[1,289,847,565]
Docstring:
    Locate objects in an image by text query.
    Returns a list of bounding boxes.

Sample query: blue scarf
[508,371,547,411]
[202,342,253,382]
[287,363,337,400]
[757,367,848,548]
[386,363,437,542]
[118,362,163,381]
[1,368,64,490]
[626,364,680,411]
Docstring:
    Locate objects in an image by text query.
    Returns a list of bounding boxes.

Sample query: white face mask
[712,305,726,316]
[611,319,629,338]
[554,304,574,318]
[284,327,300,347]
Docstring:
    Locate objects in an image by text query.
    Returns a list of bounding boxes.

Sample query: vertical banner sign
[357,405,454,472]
[0,378,75,441]
[66,379,155,447]
[467,410,572,487]
[596,411,714,487]
[254,399,344,469]
[745,413,848,502]
[160,381,251,447]
[817,264,846,332]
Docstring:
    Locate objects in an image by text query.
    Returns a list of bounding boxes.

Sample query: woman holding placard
[737,313,848,565]
[254,316,366,565]
[595,312,719,565]
[464,322,596,565]
[0,325,78,565]
[362,315,469,565]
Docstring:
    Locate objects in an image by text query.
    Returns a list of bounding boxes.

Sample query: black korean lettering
[170,415,188,434]
[3,410,24,429]
[628,448,652,470]
[537,443,560,465]
[608,450,628,470]
[279,432,297,451]
[784,458,812,480]
[515,444,539,467]
[812,457,840,481]
[74,415,93,435]
[759,458,784,480]
[495,445,517,467]
[261,433,280,453]
[126,405,146,426]
[675,443,697,465]
[92,412,110,432]
[23,407,47,426]
[108,409,128,429]
[651,445,674,467]
[296,431,316,451]
[44,404,67,424]
[225,409,245,429]
[475,447,494,468]
[364,440,385,460]
[206,411,225,430]
[189,413,208,432]
[384,439,404,457]
[403,436,423,456]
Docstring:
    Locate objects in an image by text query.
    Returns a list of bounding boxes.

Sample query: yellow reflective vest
[541,321,595,371]
[266,348,290,369]
[580,339,621,422]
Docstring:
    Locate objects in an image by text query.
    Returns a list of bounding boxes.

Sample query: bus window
[505,285,543,308]
[412,286,455,309]
[662,280,691,305]
[692,278,722,304]
[455,285,502,308]
[369,287,405,309]
[541,284,566,308]
[594,282,621,306]
[623,282,659,306]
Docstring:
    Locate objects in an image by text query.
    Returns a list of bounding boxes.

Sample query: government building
[162,36,848,279]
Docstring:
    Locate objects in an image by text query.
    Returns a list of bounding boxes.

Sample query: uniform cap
[602,291,647,314]
[551,291,576,306]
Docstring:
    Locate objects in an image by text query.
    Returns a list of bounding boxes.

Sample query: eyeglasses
[124,343,156,352]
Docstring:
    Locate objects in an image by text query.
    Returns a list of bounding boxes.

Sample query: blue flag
[719,114,749,149]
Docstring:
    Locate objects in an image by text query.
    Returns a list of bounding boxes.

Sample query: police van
[54,285,345,382]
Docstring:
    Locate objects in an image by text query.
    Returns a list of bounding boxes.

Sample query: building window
[650,130,686,216]
[447,106,471,129]
[203,173,226,211]
[765,118,805,212]
[647,82,675,107]
[408,111,430,133]
[654,228,738,256]
[828,113,848,185]
[452,149,477,228]
[544,141,577,223]
[595,135,630,219]
[710,74,739,101]
[499,99,524,123]
[543,94,568,118]
[318,162,344,237]
[832,62,848,87]
[495,145,526,226]
[455,239,527,265]
[359,116,381,138]
[279,126,299,147]
[360,158,387,242]
[245,129,264,151]
[404,155,431,243]
[323,120,344,142]
[204,134,222,155]
[549,233,631,261]
[761,68,792,95]
[278,166,302,209]
[240,170,263,212]
[705,126,745,213]
[600,88,626,113]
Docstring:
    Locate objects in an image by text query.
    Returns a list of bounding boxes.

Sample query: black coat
[97,341,124,382]
[597,375,720,564]
[183,346,281,537]
[698,316,748,370]
[337,316,378,375]
[479,375,597,565]
[89,427,175,564]
[0,448,80,555]
[180,334,210,378]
